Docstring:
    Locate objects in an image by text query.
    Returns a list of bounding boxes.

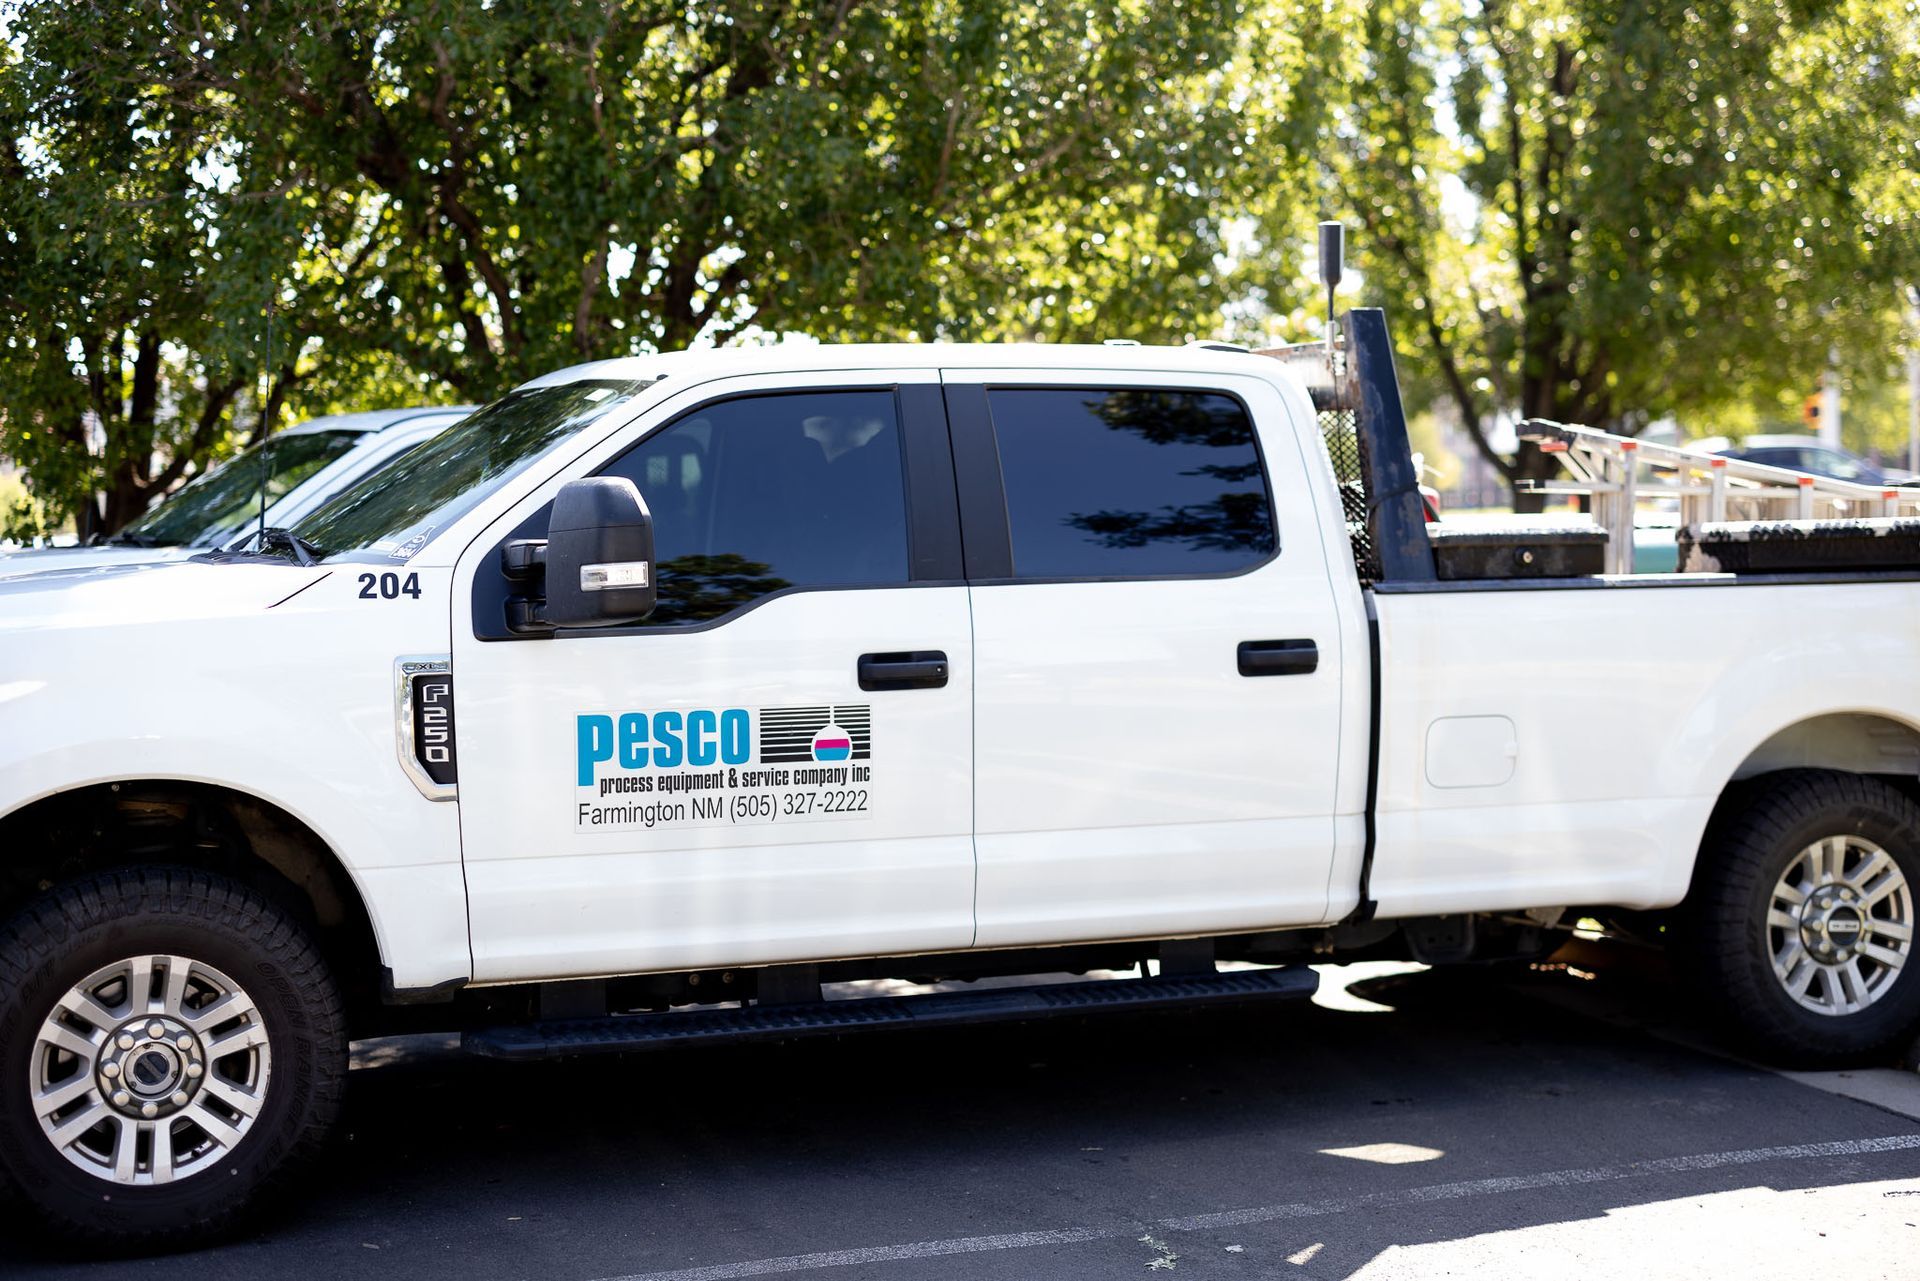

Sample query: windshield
[119,431,361,548]
[293,380,651,563]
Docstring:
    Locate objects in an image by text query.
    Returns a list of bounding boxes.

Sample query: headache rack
[1256,309,1436,587]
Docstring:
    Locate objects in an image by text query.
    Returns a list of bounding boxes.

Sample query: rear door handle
[858,650,949,691]
[1238,639,1318,677]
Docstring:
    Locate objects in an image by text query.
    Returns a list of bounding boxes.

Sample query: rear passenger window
[599,389,909,624]
[986,388,1276,579]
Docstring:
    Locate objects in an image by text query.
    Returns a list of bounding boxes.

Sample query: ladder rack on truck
[1518,420,1920,575]
[1245,302,1920,582]
[1243,227,1920,582]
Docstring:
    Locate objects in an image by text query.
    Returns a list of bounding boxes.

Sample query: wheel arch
[0,779,385,1021]
[1668,710,1920,898]
[1727,711,1920,787]
[1658,710,1920,912]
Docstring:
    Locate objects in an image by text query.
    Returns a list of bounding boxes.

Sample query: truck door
[451,374,974,982]
[945,368,1346,947]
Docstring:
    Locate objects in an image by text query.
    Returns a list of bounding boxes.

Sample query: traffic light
[1802,394,1822,426]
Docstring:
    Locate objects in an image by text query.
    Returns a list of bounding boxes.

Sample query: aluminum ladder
[1517,419,1920,574]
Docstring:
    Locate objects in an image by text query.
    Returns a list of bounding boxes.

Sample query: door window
[985,388,1276,579]
[600,389,911,624]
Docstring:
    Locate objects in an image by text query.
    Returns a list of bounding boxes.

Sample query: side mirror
[543,477,657,628]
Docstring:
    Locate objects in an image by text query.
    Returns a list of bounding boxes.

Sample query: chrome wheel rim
[30,954,272,1185]
[1768,836,1914,1016]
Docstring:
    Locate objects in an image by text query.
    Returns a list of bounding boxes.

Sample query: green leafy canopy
[0,0,1291,534]
[1292,0,1920,503]
[3,0,1916,527]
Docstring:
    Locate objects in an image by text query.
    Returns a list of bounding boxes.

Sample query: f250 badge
[574,704,873,832]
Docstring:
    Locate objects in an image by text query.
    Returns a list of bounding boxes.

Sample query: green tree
[120,0,1272,385]
[4,0,1301,535]
[0,2,427,537]
[1288,0,1920,509]
[0,7,242,539]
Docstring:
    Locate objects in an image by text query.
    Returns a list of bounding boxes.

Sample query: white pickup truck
[0,405,474,576]
[2,310,1916,1247]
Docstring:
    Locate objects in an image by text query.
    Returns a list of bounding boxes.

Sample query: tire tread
[1679,770,1920,1067]
[0,866,346,1250]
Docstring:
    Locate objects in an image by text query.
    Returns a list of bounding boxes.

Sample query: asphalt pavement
[5,956,1919,1279]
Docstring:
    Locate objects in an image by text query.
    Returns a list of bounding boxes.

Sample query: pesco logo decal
[575,709,751,785]
[758,705,872,764]
[574,702,874,831]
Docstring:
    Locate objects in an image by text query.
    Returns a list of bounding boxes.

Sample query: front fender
[0,567,469,989]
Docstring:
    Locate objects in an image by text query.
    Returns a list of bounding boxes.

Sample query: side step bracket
[463,965,1317,1061]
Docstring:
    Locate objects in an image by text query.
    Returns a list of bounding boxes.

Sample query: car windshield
[292,380,652,563]
[117,430,361,548]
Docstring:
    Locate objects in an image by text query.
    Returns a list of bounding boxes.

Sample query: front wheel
[1680,770,1920,1066]
[0,867,346,1249]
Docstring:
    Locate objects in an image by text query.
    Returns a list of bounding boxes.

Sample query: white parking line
[594,1133,1920,1281]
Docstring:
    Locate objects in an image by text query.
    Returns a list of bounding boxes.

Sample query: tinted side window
[600,389,909,625]
[986,388,1276,578]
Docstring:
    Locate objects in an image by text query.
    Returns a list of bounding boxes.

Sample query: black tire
[1678,770,1920,1067]
[0,867,346,1251]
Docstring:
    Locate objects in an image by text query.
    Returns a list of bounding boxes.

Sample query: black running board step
[463,966,1318,1061]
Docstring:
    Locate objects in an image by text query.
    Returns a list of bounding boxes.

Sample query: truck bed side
[1366,578,1920,918]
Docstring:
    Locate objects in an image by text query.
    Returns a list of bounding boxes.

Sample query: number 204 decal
[357,572,423,600]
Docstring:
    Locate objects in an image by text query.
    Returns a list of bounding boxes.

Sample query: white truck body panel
[452,368,980,981]
[1370,580,1920,917]
[0,563,470,988]
[455,584,977,980]
[944,365,1361,947]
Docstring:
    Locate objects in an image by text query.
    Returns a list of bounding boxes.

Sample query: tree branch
[1346,181,1516,480]
[575,240,611,357]
[143,376,244,496]
[425,41,524,353]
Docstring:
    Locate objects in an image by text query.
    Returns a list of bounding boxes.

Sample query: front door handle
[858,650,949,691]
[1238,639,1319,677]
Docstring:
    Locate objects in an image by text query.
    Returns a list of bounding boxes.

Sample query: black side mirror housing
[543,477,658,628]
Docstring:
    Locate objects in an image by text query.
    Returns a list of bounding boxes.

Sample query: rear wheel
[1681,770,1920,1065]
[0,867,346,1249]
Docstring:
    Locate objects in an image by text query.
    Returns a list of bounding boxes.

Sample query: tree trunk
[99,476,149,534]
[74,496,105,544]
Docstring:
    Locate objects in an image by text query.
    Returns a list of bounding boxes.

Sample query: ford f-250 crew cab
[3,309,1918,1247]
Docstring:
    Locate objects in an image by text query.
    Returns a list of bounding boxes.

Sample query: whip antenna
[255,289,274,551]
